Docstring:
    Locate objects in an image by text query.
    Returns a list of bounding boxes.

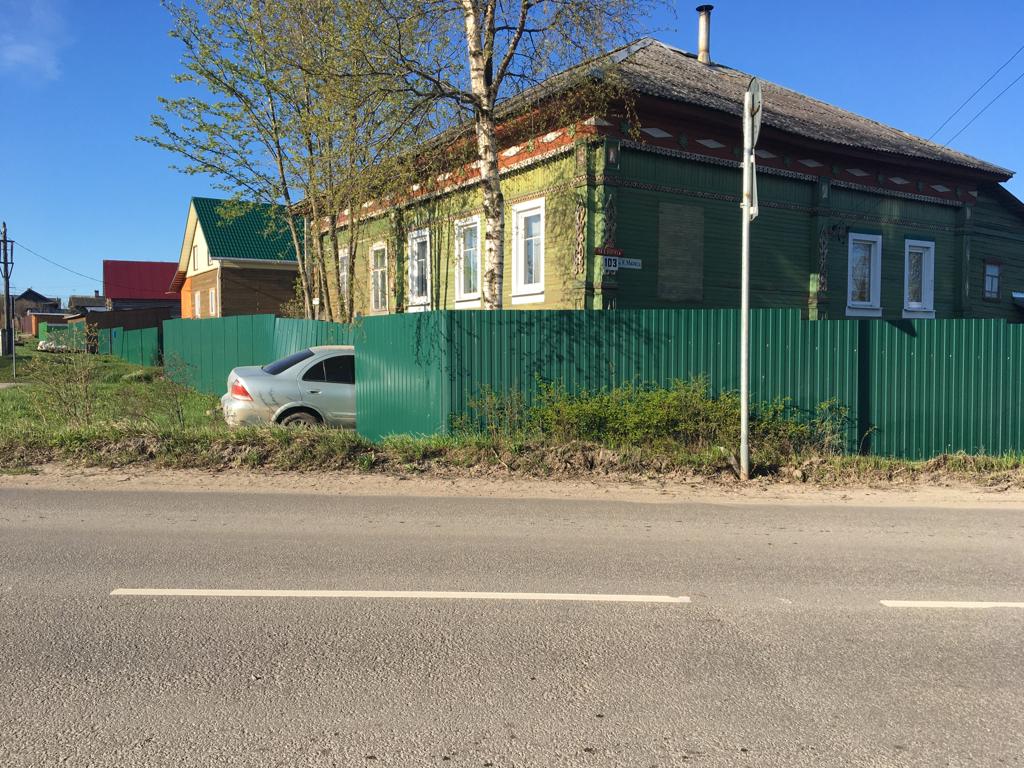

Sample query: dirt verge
[2,463,1023,509]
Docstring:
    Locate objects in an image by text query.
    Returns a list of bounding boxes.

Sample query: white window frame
[208,287,217,318]
[903,239,935,319]
[191,244,198,271]
[511,198,545,304]
[407,228,431,311]
[454,215,481,307]
[984,262,1001,300]
[370,242,388,313]
[193,290,202,319]
[846,233,883,317]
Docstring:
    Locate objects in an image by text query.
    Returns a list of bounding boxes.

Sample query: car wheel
[279,411,320,427]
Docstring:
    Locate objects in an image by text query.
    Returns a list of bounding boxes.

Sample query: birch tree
[373,0,663,309]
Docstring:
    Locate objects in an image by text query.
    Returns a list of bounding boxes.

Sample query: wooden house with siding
[312,9,1024,322]
[171,197,298,319]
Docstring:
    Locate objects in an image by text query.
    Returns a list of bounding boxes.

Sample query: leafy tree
[142,0,315,317]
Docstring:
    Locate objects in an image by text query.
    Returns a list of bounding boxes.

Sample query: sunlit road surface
[2,486,1022,766]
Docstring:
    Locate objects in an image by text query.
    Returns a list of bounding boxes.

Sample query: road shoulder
[1,464,1022,509]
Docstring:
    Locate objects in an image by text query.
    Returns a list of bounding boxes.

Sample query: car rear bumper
[220,393,273,427]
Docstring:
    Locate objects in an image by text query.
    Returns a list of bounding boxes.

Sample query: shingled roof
[192,197,297,263]
[500,38,1012,179]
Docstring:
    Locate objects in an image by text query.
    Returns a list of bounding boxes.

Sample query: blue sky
[1,0,1022,300]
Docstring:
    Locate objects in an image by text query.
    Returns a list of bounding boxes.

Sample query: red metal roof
[103,260,181,300]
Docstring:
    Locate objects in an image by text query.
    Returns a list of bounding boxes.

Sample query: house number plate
[604,256,642,271]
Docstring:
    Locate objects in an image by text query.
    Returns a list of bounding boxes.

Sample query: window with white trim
[370,243,388,312]
[208,288,217,317]
[407,228,431,309]
[455,216,481,302]
[903,239,935,318]
[191,244,198,270]
[512,199,544,302]
[847,233,882,317]
[984,262,1001,300]
[193,290,201,319]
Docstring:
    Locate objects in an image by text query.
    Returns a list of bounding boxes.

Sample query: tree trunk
[462,1,503,309]
[476,113,504,309]
[305,193,334,321]
[325,212,344,323]
[345,209,360,323]
[283,213,312,318]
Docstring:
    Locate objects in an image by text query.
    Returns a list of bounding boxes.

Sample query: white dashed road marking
[111,588,691,604]
[881,600,1024,609]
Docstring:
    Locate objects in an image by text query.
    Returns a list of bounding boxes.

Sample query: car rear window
[262,348,314,375]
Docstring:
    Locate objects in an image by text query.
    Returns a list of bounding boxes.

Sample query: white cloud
[0,0,69,81]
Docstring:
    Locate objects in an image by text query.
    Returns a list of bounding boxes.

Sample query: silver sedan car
[220,345,355,428]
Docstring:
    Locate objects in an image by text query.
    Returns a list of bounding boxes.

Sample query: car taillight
[230,380,253,401]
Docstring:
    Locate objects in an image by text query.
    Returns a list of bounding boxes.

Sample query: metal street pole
[739,93,752,481]
[0,222,15,377]
[739,79,762,481]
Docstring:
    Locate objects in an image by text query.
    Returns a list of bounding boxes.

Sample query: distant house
[13,289,63,335]
[14,288,60,318]
[103,260,180,312]
[67,291,108,313]
[170,197,299,318]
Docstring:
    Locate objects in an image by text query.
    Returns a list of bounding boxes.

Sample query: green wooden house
[315,31,1024,322]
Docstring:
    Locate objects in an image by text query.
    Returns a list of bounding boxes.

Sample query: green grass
[0,369,219,431]
[0,338,41,383]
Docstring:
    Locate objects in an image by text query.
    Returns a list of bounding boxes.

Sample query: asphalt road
[1,486,1022,767]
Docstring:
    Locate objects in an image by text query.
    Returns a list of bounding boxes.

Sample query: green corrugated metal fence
[354,309,1024,459]
[162,315,352,394]
[355,313,447,440]
[155,309,1024,459]
[355,309,860,446]
[163,315,276,393]
[273,318,353,360]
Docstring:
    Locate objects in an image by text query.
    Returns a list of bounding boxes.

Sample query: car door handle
[306,389,321,395]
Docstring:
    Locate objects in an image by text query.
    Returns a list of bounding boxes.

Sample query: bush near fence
[159,309,1024,460]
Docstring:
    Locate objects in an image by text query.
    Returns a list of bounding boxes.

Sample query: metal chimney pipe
[696,5,714,64]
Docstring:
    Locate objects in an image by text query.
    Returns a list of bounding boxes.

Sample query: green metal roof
[192,197,299,263]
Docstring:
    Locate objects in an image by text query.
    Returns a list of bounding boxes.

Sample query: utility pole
[0,222,15,377]
[739,79,762,481]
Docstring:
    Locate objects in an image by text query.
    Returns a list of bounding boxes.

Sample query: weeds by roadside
[2,356,1022,487]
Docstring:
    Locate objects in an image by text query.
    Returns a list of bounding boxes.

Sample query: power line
[928,43,1024,141]
[944,68,1024,146]
[15,242,107,288]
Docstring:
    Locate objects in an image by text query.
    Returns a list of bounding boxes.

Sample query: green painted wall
[322,142,1023,321]
[330,148,588,317]
[968,190,1024,319]
[823,186,959,320]
[608,148,815,310]
[606,147,997,321]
